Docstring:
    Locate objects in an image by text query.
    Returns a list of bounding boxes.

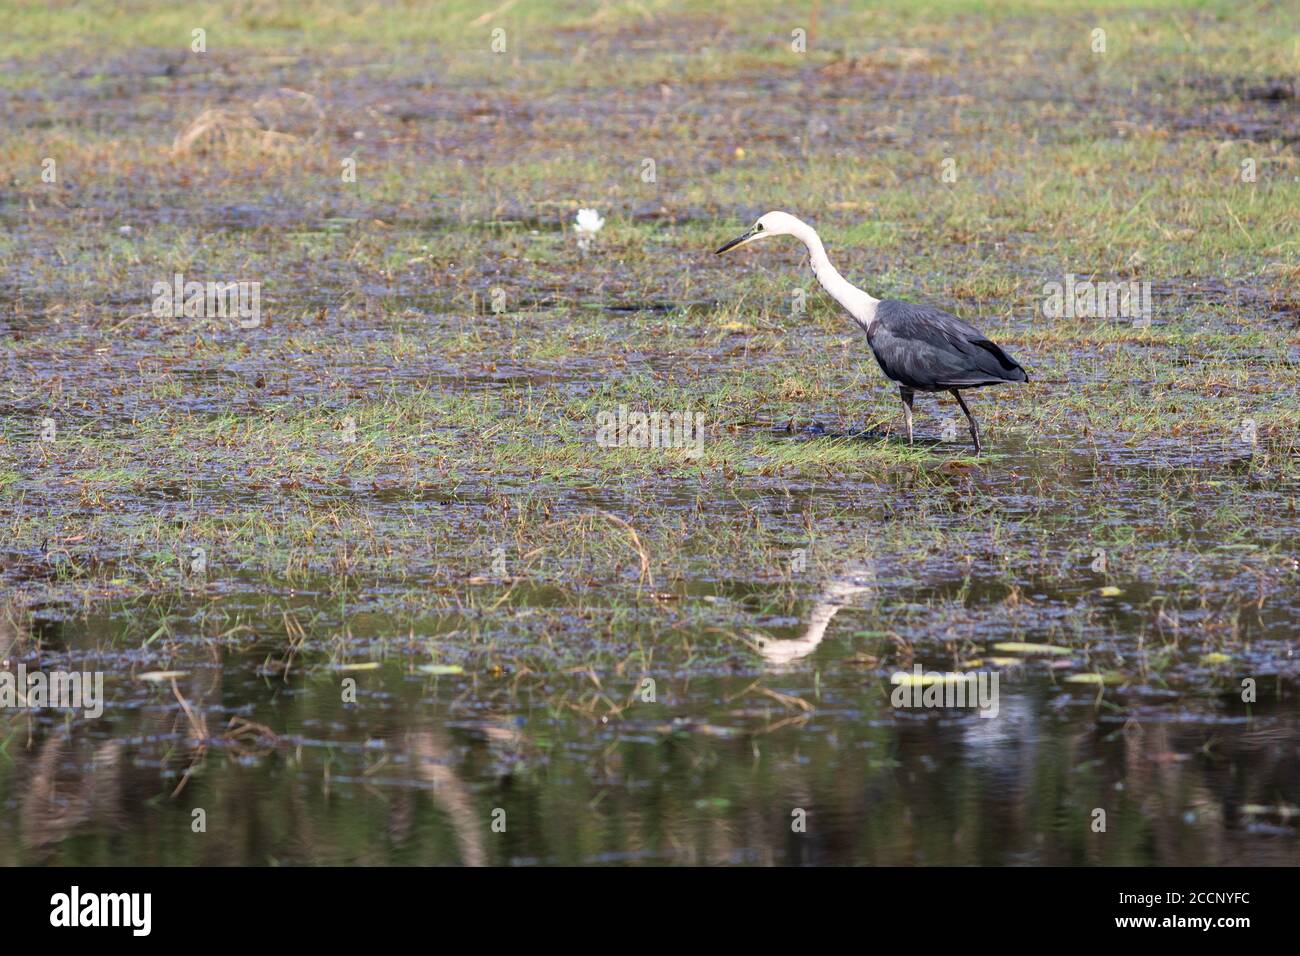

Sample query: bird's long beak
[714,225,761,255]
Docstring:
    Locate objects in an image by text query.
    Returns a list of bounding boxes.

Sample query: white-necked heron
[715,211,1028,454]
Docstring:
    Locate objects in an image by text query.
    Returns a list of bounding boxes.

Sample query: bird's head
[714,211,804,255]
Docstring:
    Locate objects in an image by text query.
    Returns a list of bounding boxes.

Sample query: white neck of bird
[792,220,879,330]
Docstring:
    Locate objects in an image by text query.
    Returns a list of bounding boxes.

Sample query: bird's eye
[755,223,764,231]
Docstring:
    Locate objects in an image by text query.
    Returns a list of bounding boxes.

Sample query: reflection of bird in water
[394,729,488,867]
[3,603,122,852]
[21,734,125,850]
[389,717,530,867]
[756,570,874,667]
[959,691,1032,757]
[0,603,121,852]
[6,599,228,855]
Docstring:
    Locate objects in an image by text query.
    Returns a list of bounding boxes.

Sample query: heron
[715,211,1028,454]
[757,570,874,668]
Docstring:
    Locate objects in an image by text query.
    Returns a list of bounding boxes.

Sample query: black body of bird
[867,300,1028,392]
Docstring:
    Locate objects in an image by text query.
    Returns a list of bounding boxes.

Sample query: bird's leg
[899,387,915,445]
[950,389,981,455]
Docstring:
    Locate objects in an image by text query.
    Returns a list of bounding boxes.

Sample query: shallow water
[3,600,1297,866]
[4,414,1298,867]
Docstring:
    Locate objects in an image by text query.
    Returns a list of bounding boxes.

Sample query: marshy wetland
[0,0,1297,865]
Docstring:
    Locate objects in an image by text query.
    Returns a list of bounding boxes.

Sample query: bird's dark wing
[866,300,1029,390]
